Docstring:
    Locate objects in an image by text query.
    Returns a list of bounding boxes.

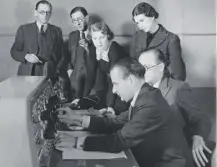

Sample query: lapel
[107,41,114,59]
[129,83,153,119]
[29,22,39,54]
[159,76,172,98]
[44,23,53,51]
[71,31,80,64]
[147,25,169,49]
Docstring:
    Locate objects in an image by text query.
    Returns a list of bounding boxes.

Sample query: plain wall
[0,0,215,87]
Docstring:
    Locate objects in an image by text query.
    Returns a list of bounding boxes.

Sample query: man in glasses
[138,49,214,167]
[11,0,67,78]
[67,7,97,100]
[56,57,186,167]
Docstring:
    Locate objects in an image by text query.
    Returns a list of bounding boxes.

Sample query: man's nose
[98,39,103,45]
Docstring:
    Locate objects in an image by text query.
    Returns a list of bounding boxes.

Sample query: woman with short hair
[130,2,186,81]
[89,21,129,114]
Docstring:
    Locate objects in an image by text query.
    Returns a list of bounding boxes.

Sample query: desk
[50,149,139,167]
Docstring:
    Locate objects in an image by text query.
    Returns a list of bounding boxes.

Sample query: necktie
[128,105,133,121]
[80,31,85,40]
[40,25,45,36]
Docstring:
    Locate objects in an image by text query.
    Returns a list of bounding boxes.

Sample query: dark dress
[93,41,129,112]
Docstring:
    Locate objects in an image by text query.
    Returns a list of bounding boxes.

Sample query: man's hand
[71,98,80,106]
[192,135,212,167]
[62,99,81,108]
[56,107,83,126]
[25,54,41,63]
[79,39,88,51]
[99,107,116,116]
[55,131,77,148]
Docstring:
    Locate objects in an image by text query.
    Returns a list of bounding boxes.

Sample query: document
[56,131,127,160]
[62,148,127,160]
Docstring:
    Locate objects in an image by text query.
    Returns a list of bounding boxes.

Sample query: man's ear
[34,10,38,17]
[128,74,135,84]
[159,63,165,72]
[83,15,90,28]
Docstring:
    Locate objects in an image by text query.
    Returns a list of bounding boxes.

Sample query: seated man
[138,49,213,167]
[56,57,186,167]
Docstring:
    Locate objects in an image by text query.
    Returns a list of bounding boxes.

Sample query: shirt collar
[153,80,161,88]
[130,89,140,107]
[96,41,112,61]
[36,21,48,32]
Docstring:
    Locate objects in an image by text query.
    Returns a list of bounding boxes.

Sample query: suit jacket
[130,24,186,81]
[68,30,97,98]
[94,41,127,108]
[159,77,211,140]
[11,22,67,77]
[83,83,186,167]
[159,77,212,167]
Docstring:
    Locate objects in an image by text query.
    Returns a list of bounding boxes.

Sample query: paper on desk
[56,131,127,160]
[62,147,127,160]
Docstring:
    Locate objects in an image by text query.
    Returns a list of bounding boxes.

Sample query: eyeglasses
[143,63,161,71]
[71,17,85,24]
[37,10,51,15]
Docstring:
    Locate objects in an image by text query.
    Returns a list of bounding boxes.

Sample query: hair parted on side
[70,6,88,17]
[89,21,114,40]
[35,0,52,11]
[132,2,159,20]
[110,57,146,79]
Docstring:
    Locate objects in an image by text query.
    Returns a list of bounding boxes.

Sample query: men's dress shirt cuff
[82,115,90,128]
[76,137,86,149]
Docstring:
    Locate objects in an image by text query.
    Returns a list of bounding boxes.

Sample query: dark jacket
[11,22,66,77]
[159,77,212,167]
[130,24,186,81]
[159,77,211,140]
[94,41,127,108]
[83,83,186,167]
[68,30,97,98]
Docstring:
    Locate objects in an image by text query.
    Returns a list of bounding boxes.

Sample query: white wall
[0,0,215,87]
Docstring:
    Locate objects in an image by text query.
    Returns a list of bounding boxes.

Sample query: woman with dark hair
[130,2,186,81]
[89,21,129,114]
[67,7,97,100]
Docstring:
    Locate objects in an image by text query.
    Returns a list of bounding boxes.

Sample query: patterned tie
[79,31,87,49]
[80,31,85,40]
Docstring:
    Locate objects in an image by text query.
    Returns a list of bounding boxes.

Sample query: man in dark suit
[11,0,67,77]
[138,49,213,167]
[67,7,97,99]
[56,58,186,167]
